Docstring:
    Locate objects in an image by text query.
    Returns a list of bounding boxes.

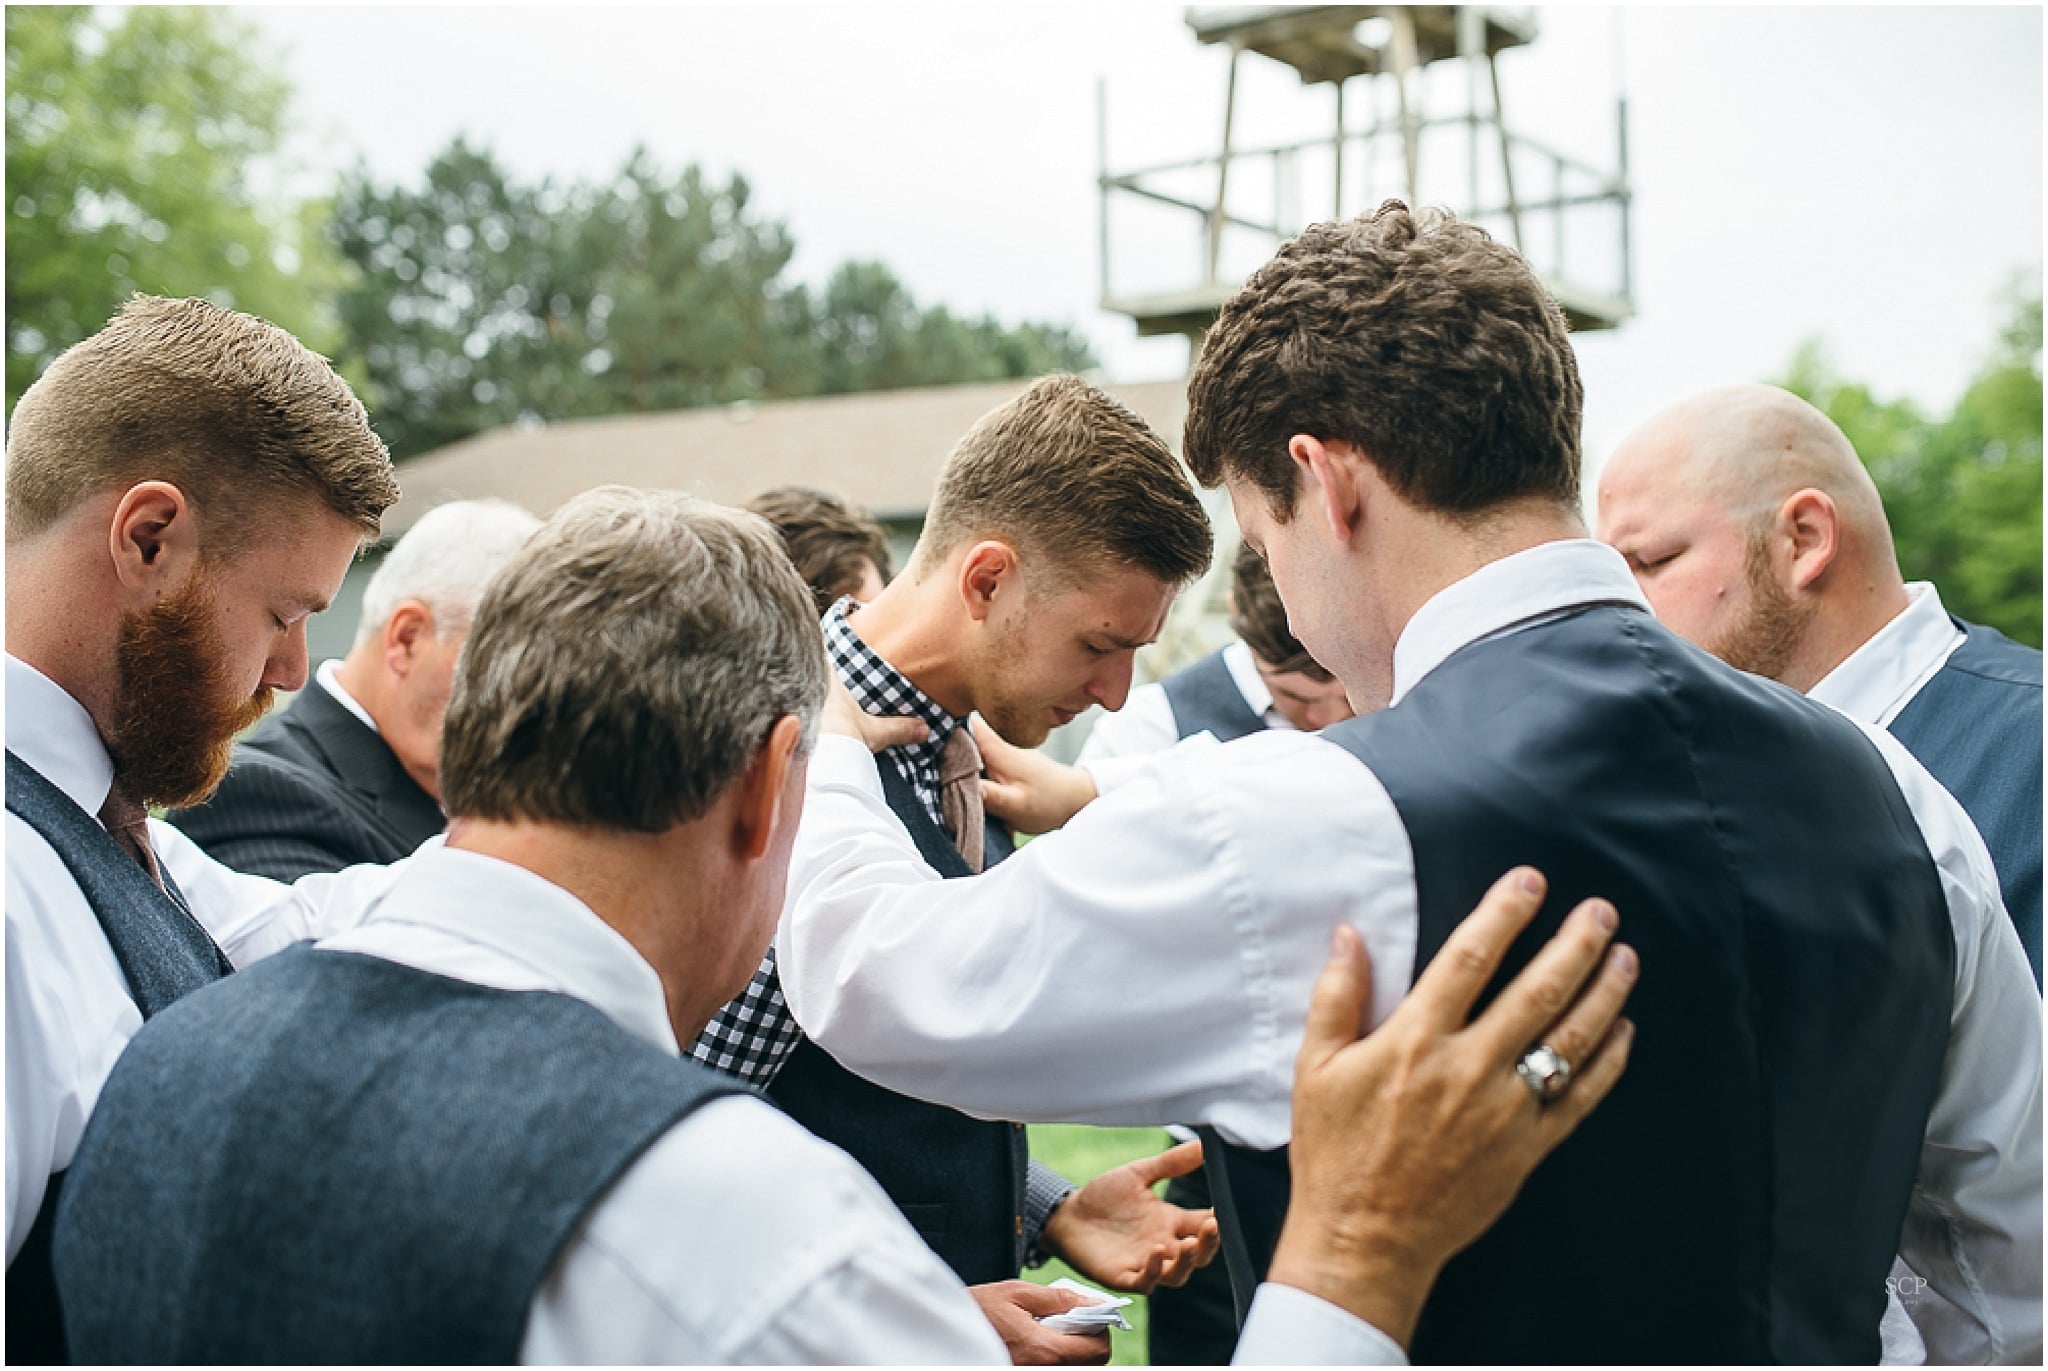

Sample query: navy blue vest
[1162,647,1270,743]
[1886,616,2042,983]
[767,757,1029,1285]
[5,752,233,1365]
[51,946,745,1363]
[1205,605,1953,1363]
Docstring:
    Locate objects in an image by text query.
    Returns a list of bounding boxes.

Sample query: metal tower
[1098,5,1634,346]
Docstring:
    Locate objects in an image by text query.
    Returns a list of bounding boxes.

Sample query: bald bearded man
[1597,383,2041,981]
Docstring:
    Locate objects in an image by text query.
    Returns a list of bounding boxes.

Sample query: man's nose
[1090,655,1135,713]
[264,620,311,694]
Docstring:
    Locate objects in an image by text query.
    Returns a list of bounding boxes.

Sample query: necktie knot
[98,780,164,890]
[937,723,986,874]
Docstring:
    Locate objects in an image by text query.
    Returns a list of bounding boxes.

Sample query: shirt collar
[5,653,115,816]
[342,844,680,1055]
[1391,540,1651,705]
[822,597,958,771]
[1220,639,1286,726]
[316,658,380,734]
[1808,582,1966,727]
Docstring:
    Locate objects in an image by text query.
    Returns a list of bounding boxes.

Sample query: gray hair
[353,499,543,646]
[439,486,829,832]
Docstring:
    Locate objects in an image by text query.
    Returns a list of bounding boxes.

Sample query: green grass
[1025,1124,1178,1367]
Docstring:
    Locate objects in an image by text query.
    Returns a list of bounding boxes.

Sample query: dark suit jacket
[168,681,445,881]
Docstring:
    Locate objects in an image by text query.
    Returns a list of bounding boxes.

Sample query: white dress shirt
[314,845,1014,1364]
[1077,640,1291,792]
[303,845,1394,1365]
[778,540,2044,1365]
[4,655,381,1261]
[1810,582,1969,728]
[4,654,1398,1364]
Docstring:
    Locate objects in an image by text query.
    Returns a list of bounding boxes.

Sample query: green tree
[330,140,1097,460]
[1778,285,2043,646]
[5,6,336,411]
[778,260,1095,396]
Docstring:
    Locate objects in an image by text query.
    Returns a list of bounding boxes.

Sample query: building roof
[382,375,1193,537]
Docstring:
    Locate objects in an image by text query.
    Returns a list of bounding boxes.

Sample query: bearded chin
[107,576,275,810]
[1707,541,1812,684]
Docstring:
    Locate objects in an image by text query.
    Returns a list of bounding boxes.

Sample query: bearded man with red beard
[4,295,399,1362]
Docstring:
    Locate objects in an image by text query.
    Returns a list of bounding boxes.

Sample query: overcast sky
[241,4,2042,484]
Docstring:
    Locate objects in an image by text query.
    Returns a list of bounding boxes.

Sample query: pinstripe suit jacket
[167,682,444,881]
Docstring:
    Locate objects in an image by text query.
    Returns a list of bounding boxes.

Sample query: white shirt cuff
[1233,1283,1408,1365]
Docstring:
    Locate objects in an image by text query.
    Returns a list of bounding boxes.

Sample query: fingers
[1296,922,1373,1076]
[1405,867,1551,1032]
[1536,1017,1635,1148]
[970,714,1013,759]
[1530,942,1638,1075]
[1154,1226,1218,1288]
[1120,1243,1167,1294]
[1191,1213,1220,1265]
[863,713,930,752]
[1047,1330,1114,1365]
[1463,896,1619,1064]
[988,1280,1092,1316]
[980,778,1027,820]
[1124,1138,1205,1187]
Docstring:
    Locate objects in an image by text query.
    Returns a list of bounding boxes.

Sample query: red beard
[107,571,275,810]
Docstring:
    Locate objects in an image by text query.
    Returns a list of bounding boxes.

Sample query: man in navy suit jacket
[170,499,538,880]
[1598,383,2043,983]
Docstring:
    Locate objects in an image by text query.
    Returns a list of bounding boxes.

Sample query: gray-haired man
[50,486,1635,1363]
[169,498,541,879]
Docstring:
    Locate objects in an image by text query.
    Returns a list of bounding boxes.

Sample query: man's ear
[108,481,201,601]
[1779,488,1840,593]
[1287,436,1366,545]
[957,540,1021,624]
[734,714,805,862]
[382,601,435,678]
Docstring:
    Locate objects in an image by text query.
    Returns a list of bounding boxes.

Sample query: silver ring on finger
[1517,1043,1572,1102]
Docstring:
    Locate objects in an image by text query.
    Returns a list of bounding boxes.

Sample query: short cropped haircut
[439,487,829,832]
[1184,202,1583,520]
[745,485,894,616]
[353,499,542,648]
[1228,542,1332,682]
[914,374,1212,589]
[6,295,399,552]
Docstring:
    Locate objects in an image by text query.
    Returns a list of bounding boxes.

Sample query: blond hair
[913,375,1211,589]
[439,487,829,831]
[6,295,398,553]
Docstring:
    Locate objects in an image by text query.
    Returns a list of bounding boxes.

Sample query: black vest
[1162,647,1270,743]
[51,946,745,1363]
[1207,605,1953,1363]
[1886,616,2043,983]
[5,752,233,1365]
[767,754,1029,1285]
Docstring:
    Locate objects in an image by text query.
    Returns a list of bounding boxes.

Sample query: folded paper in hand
[1037,1277,1134,1335]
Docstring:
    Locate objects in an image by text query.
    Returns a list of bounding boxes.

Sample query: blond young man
[48,487,1636,1363]
[4,296,400,1360]
[697,376,1222,1362]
